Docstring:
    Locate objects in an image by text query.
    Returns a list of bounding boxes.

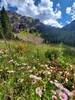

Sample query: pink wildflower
[59,92,68,100]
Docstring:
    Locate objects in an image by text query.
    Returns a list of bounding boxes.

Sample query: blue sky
[0,0,75,28]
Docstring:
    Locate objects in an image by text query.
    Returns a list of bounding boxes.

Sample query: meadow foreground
[0,40,75,100]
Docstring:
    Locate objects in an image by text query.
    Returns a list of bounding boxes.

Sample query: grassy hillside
[0,40,75,99]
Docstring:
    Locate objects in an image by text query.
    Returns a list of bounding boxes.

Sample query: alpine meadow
[0,0,75,100]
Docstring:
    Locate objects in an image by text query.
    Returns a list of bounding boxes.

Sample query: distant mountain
[1,11,75,46]
[62,20,75,32]
[7,11,60,41]
[61,20,75,46]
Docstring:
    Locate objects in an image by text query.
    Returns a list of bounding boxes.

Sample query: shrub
[58,43,69,68]
[14,43,28,54]
[45,49,58,61]
[65,80,73,91]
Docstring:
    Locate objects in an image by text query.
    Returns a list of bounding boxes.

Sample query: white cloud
[43,19,63,28]
[66,21,71,24]
[36,0,62,27]
[66,7,71,14]
[7,0,18,6]
[66,2,75,20]
[0,0,63,28]
[0,2,2,10]
[71,2,75,20]
[16,0,39,17]
[0,0,8,10]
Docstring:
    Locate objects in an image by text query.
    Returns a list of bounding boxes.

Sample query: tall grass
[0,40,75,99]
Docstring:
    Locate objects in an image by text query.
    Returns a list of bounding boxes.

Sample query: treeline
[42,30,75,47]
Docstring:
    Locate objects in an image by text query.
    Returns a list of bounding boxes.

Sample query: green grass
[0,40,74,99]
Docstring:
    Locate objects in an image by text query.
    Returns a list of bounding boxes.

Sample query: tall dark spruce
[0,7,13,39]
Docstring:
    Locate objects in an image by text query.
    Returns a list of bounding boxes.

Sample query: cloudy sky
[0,0,75,28]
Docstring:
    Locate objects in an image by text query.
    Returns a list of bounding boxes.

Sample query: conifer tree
[0,7,13,39]
[0,23,2,38]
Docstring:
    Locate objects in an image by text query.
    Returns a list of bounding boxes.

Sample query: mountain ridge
[0,11,75,46]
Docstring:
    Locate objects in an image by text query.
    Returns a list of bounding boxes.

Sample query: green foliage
[0,7,13,39]
[65,80,73,91]
[58,43,69,68]
[0,40,74,99]
[42,82,56,100]
[0,25,3,38]
[45,49,58,60]
[18,30,27,39]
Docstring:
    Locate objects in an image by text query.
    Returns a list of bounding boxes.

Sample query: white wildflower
[50,80,54,84]
[22,63,27,66]
[0,50,4,54]
[36,87,42,97]
[18,79,24,83]
[43,71,51,75]
[59,71,63,74]
[45,64,48,67]
[65,78,68,83]
[7,70,15,73]
[30,75,42,80]
[51,90,56,95]
[8,59,14,63]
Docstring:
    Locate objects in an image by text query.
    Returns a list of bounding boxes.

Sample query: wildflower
[45,64,48,67]
[18,67,25,70]
[59,71,63,74]
[59,92,68,100]
[7,70,15,73]
[15,63,20,66]
[8,59,14,63]
[50,80,54,84]
[50,80,64,90]
[54,81,64,90]
[0,50,4,54]
[22,63,27,66]
[53,81,72,96]
[46,67,50,70]
[63,88,73,96]
[30,75,42,80]
[51,90,56,95]
[32,79,37,84]
[30,75,42,84]
[52,95,57,100]
[65,78,68,83]
[54,80,58,83]
[27,65,31,69]
[36,87,42,97]
[18,79,24,83]
[43,71,51,75]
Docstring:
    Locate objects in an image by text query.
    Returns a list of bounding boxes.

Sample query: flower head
[52,95,57,100]
[59,92,68,100]
[36,87,42,97]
